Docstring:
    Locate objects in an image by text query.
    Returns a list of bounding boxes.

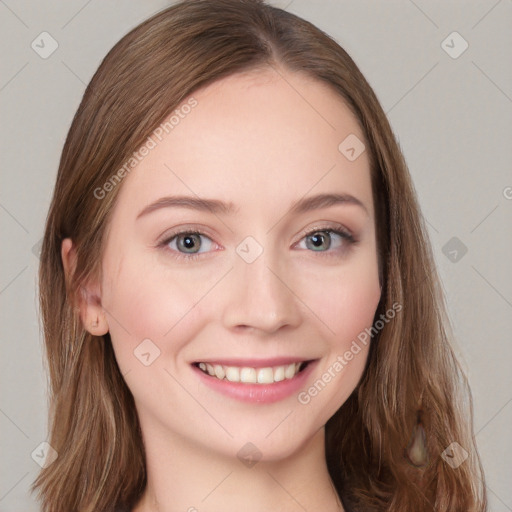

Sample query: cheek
[293,262,381,423]
[296,253,381,349]
[100,244,234,379]
[326,275,381,348]
[100,254,208,369]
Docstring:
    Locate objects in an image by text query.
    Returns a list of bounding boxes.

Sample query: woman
[32,0,487,511]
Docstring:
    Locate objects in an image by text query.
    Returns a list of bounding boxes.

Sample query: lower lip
[192,362,317,404]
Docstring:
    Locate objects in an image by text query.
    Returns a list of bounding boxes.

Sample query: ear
[61,238,109,336]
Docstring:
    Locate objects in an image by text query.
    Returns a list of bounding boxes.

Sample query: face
[95,68,381,461]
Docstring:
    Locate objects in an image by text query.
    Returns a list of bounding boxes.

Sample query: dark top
[115,493,355,512]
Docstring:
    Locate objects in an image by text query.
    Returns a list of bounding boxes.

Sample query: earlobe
[86,311,109,336]
[61,238,109,336]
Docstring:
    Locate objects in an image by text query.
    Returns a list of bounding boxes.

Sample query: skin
[62,66,381,512]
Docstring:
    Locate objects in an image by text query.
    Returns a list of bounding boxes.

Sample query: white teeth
[284,363,297,379]
[240,367,257,383]
[197,361,306,384]
[214,365,225,380]
[225,366,240,382]
[273,366,285,382]
[257,367,273,384]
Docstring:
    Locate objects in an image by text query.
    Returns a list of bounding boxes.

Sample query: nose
[221,249,302,335]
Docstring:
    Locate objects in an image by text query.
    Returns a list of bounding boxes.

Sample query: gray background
[1,0,511,510]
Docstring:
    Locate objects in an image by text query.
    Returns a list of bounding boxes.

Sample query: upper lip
[192,357,315,367]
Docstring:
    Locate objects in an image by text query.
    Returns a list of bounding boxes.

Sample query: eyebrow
[289,192,368,215]
[136,192,368,219]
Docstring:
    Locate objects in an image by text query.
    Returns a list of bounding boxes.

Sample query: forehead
[113,67,373,220]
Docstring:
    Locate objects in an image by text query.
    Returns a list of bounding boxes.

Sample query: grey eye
[298,230,344,252]
[168,232,214,254]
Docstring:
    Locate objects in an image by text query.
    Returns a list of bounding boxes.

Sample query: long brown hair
[33,1,487,510]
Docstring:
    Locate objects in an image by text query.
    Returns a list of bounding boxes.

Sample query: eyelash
[158,226,357,262]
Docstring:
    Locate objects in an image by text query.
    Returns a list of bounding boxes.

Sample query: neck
[132,426,344,512]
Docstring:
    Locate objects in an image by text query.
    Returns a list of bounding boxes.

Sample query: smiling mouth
[193,361,311,384]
